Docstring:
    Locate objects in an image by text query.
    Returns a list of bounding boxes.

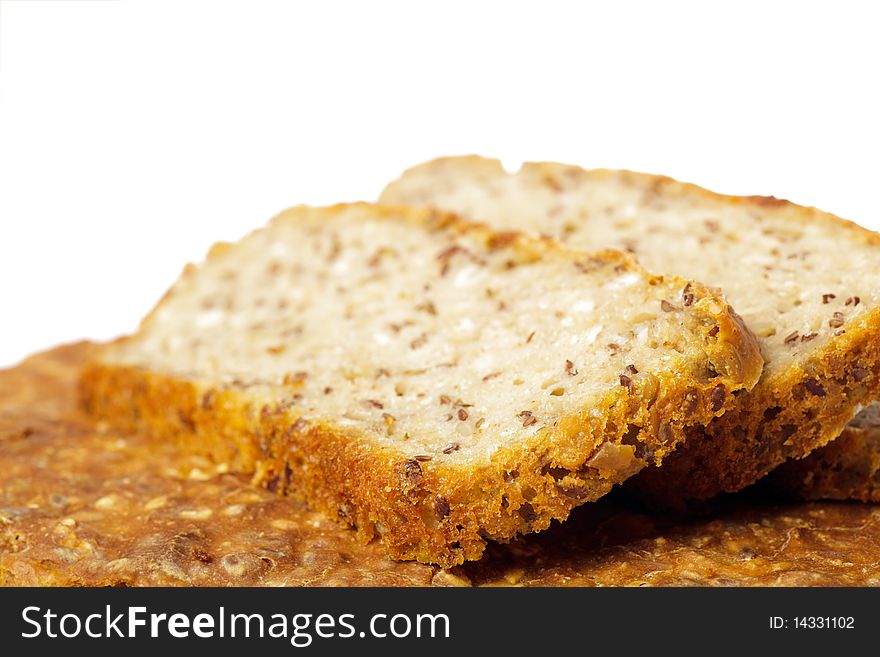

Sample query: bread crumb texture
[79,203,761,566]
[382,157,880,504]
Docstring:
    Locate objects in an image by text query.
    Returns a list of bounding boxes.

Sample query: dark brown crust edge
[383,157,880,504]
[766,404,880,502]
[78,204,763,567]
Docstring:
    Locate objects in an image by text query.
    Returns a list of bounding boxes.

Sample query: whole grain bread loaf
[381,156,880,505]
[79,203,761,565]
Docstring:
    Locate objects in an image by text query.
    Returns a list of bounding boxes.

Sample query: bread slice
[381,156,880,504]
[79,203,761,566]
[767,402,880,501]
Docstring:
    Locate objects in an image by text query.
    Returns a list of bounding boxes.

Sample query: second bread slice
[80,203,761,565]
[381,156,880,505]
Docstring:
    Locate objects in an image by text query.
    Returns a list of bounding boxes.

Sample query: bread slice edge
[79,203,763,565]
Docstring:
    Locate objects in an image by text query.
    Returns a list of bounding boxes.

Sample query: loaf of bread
[5,345,877,587]
[79,203,761,565]
[381,156,880,504]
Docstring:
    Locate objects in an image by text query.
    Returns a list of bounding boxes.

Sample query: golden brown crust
[5,345,880,587]
[767,404,880,502]
[383,157,880,504]
[631,304,880,506]
[78,204,763,566]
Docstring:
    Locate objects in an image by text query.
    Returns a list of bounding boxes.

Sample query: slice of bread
[79,203,761,565]
[767,402,880,501]
[381,156,880,504]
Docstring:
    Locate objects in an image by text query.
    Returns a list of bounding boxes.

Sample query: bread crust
[767,403,880,502]
[631,303,880,505]
[78,204,762,566]
[382,157,880,505]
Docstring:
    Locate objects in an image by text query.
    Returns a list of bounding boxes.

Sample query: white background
[1,0,878,367]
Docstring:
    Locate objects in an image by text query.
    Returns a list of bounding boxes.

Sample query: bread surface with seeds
[381,156,880,504]
[79,203,761,566]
